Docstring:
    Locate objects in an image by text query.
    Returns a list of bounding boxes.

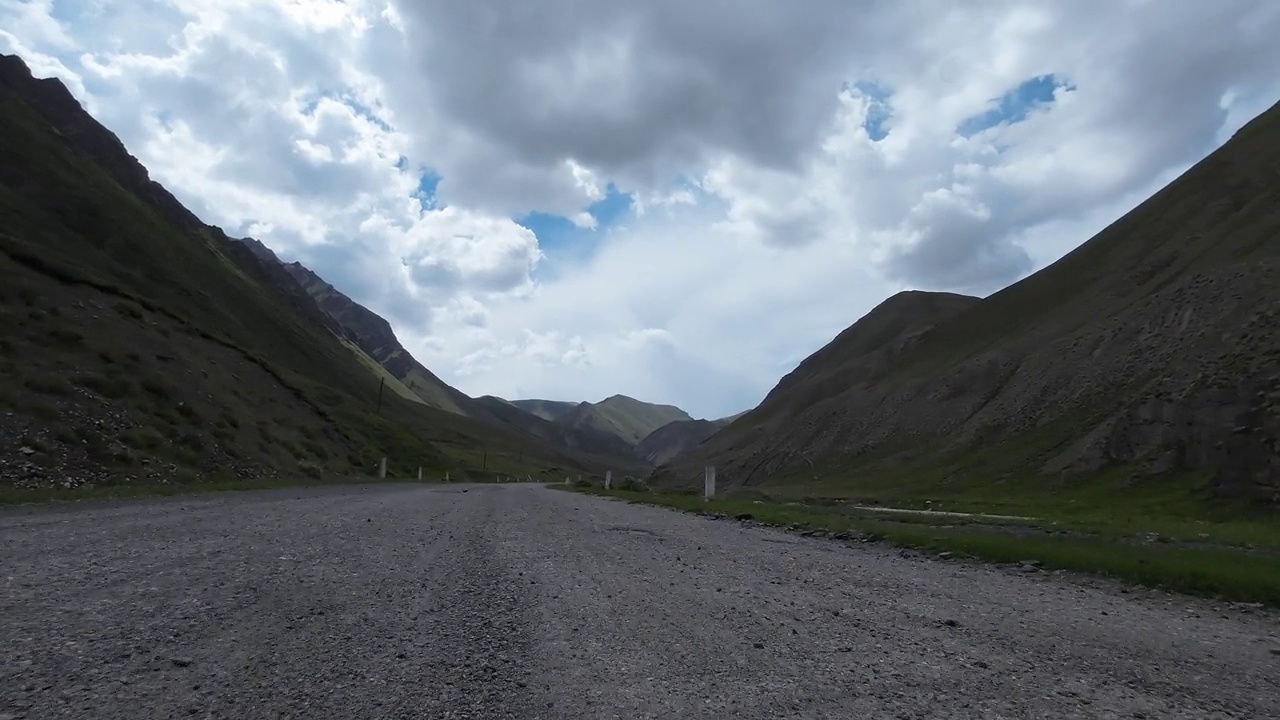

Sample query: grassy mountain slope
[555,395,693,447]
[654,100,1280,508]
[0,54,592,489]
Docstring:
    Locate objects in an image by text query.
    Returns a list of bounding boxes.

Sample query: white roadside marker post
[417,467,422,481]
[705,466,716,500]
[605,470,612,490]
[379,457,387,480]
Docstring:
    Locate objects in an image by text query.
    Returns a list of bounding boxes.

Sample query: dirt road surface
[2,483,1277,719]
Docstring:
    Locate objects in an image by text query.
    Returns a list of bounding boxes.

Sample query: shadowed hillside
[509,399,580,423]
[635,416,736,467]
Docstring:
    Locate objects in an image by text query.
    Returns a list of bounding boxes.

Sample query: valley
[1,52,1276,602]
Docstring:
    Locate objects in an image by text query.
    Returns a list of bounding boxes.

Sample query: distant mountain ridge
[508,395,693,449]
[474,396,648,473]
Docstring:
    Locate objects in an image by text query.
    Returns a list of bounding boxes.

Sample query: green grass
[757,467,1280,552]
[0,474,448,506]
[560,485,1280,607]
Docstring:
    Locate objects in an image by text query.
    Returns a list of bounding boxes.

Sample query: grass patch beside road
[0,475,447,506]
[557,485,1280,607]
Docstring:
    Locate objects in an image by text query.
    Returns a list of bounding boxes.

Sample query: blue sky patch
[957,74,1074,137]
[414,169,441,209]
[851,80,893,141]
[518,184,633,276]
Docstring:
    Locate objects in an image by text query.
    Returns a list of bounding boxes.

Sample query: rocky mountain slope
[0,53,594,489]
[655,99,1280,506]
[276,260,478,416]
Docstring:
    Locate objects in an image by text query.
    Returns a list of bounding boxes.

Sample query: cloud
[3,0,1279,418]
[409,203,897,417]
[383,0,877,216]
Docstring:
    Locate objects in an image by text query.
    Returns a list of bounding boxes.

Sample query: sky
[2,1,1279,420]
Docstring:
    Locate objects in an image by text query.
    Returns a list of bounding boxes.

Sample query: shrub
[618,476,652,492]
[23,375,73,396]
[302,439,330,459]
[140,377,171,398]
[282,440,307,460]
[46,327,83,346]
[114,301,144,320]
[121,427,164,451]
[75,373,133,399]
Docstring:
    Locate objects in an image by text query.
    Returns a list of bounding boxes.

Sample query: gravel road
[2,483,1278,719]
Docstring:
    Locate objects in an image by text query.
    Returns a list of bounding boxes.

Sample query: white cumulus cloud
[2,0,1278,418]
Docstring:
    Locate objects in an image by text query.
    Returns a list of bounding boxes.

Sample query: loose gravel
[2,483,1277,719]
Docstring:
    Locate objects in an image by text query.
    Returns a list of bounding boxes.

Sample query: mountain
[275,260,478,416]
[228,234,656,471]
[0,53,593,489]
[634,416,736,467]
[507,395,693,449]
[473,396,648,473]
[510,393,706,466]
[654,99,1280,506]
[509,399,580,422]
